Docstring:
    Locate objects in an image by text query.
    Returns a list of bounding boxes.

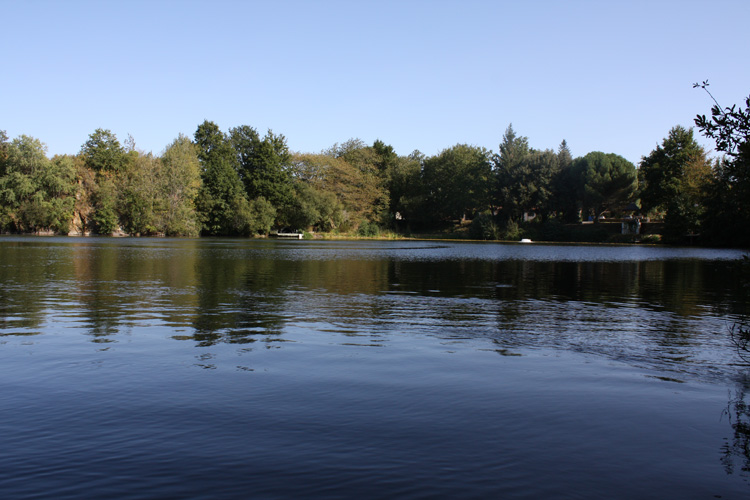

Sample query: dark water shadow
[722,373,750,478]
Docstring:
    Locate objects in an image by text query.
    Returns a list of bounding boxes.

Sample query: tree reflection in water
[722,376,750,476]
[722,256,750,477]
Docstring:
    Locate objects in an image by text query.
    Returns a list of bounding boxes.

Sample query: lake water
[1,236,749,499]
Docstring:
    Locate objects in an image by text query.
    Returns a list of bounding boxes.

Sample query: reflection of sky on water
[1,237,750,497]
[0,237,747,381]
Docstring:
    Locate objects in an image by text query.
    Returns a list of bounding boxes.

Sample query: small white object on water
[520,238,532,243]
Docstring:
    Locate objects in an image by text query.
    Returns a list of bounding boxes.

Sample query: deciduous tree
[291,149,384,227]
[0,135,76,233]
[423,144,493,222]
[639,125,712,242]
[118,151,159,235]
[194,121,250,235]
[694,81,750,246]
[230,125,293,209]
[574,152,637,221]
[325,139,390,223]
[496,148,559,222]
[158,134,202,236]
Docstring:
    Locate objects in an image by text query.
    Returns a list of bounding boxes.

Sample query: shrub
[502,219,522,241]
[539,220,570,242]
[469,213,499,240]
[640,234,662,244]
[606,234,638,244]
[357,221,380,237]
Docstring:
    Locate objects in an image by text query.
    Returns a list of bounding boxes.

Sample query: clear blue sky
[2,0,749,165]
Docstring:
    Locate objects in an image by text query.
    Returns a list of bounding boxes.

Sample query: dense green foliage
[694,82,750,247]
[230,125,293,208]
[194,120,249,236]
[575,152,637,221]
[639,126,712,243]
[422,144,493,222]
[1,88,750,246]
[158,135,202,236]
[494,126,560,223]
[81,128,126,174]
[0,135,76,233]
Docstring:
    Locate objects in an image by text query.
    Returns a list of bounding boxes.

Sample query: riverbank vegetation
[1,84,748,246]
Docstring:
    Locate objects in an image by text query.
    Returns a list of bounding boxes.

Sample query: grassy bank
[304,220,665,244]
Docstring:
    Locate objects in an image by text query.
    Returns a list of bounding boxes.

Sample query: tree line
[1,89,748,245]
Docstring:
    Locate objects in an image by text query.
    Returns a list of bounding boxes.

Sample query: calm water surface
[1,236,749,499]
